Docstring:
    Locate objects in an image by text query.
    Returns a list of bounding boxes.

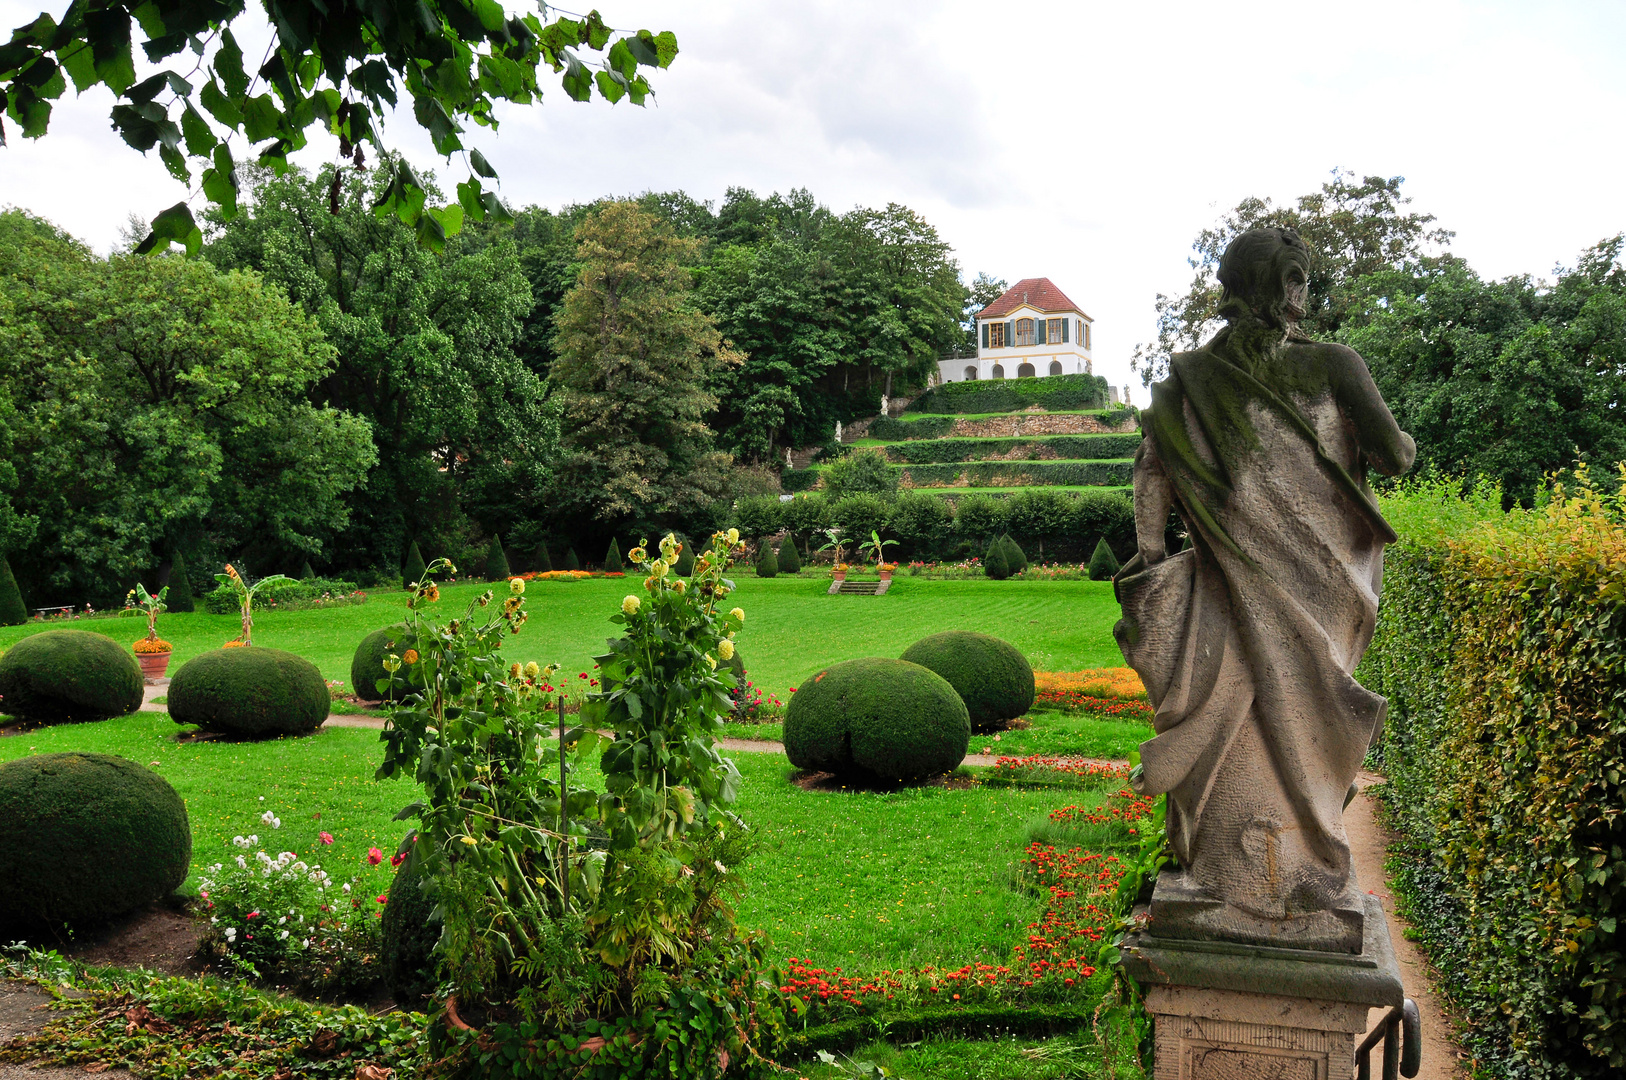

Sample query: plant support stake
[559,692,568,913]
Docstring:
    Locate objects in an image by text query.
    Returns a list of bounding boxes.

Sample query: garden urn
[832,566,847,583]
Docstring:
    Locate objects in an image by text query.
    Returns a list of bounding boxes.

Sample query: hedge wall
[867,414,957,440]
[906,373,1110,414]
[203,577,359,614]
[880,434,1142,464]
[1361,476,1626,1077]
[896,460,1133,488]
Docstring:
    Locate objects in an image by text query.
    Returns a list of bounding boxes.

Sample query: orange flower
[403,649,420,665]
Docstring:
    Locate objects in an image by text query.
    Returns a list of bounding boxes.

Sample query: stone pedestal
[1121,892,1403,1080]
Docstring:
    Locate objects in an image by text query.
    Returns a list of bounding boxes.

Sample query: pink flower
[377,895,388,904]
[366,846,383,865]
[319,831,334,845]
[246,911,258,920]
[390,851,406,868]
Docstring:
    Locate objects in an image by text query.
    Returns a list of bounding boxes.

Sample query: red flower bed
[1033,688,1156,721]
[986,755,1130,783]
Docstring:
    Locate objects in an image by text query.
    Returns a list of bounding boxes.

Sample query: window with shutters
[1015,318,1036,346]
[1084,321,1092,349]
[1046,318,1064,343]
[986,321,1006,349]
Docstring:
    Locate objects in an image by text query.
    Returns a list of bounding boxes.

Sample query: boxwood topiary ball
[381,844,440,1005]
[169,647,329,737]
[0,630,143,723]
[0,752,191,926]
[901,631,1035,734]
[350,624,417,702]
[783,657,969,782]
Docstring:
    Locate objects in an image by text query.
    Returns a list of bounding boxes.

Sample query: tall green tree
[0,208,374,602]
[551,200,737,533]
[1338,238,1626,504]
[1134,170,1453,384]
[206,164,556,571]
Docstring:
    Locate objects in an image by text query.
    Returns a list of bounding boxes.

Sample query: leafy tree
[960,272,1008,353]
[1,1,677,252]
[551,201,737,534]
[1,208,374,602]
[1339,239,1626,504]
[954,493,1007,545]
[402,541,427,588]
[888,490,952,558]
[206,164,554,572]
[775,534,801,574]
[0,556,26,625]
[820,448,896,499]
[165,549,194,612]
[1134,170,1453,384]
[1005,488,1072,561]
[484,535,510,582]
[1088,537,1120,581]
[603,538,623,574]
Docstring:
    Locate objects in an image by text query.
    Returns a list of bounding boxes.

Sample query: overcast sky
[3,0,1624,393]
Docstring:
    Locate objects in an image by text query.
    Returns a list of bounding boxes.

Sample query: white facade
[936,282,1094,384]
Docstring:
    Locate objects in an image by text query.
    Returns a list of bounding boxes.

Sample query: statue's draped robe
[1116,329,1413,920]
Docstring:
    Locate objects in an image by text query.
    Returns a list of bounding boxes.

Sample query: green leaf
[180,102,215,156]
[241,93,281,142]
[561,52,592,101]
[594,69,626,104]
[428,203,464,236]
[471,0,506,34]
[158,142,189,182]
[214,28,248,97]
[130,2,166,39]
[198,78,241,128]
[58,43,97,93]
[469,147,497,178]
[135,202,200,256]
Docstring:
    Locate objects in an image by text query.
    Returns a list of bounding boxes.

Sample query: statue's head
[1217,228,1312,330]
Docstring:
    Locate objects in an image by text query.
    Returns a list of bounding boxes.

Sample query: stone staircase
[827,578,891,596]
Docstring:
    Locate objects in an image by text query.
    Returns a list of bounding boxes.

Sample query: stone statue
[1115,227,1415,953]
[880,393,890,417]
[834,420,842,444]
[786,447,794,469]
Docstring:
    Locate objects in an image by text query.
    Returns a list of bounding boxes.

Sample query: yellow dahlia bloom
[622,595,641,615]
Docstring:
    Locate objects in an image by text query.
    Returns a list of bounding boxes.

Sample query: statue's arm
[1328,344,1417,477]
[1134,437,1173,564]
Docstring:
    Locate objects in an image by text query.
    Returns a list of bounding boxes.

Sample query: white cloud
[2,0,1622,395]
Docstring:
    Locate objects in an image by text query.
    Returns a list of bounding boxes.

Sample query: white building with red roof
[940,277,1094,384]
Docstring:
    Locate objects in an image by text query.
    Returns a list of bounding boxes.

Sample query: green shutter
[1061,318,1069,343]
[1006,320,1014,345]
[1037,319,1047,345]
[981,322,989,349]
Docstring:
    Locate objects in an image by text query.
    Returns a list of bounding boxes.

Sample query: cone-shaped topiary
[562,547,581,572]
[783,657,970,782]
[0,752,191,926]
[169,647,329,737]
[755,546,778,578]
[1000,534,1028,574]
[0,555,26,626]
[777,535,801,574]
[604,538,623,574]
[534,542,553,573]
[983,537,1011,580]
[1088,537,1121,581]
[0,630,143,723]
[901,631,1036,735]
[402,541,427,589]
[351,624,417,702]
[299,560,316,580]
[485,535,511,582]
[381,842,440,1004]
[674,541,695,576]
[165,550,195,613]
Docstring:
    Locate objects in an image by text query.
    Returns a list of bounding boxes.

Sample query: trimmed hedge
[203,576,359,614]
[484,535,511,582]
[351,624,416,702]
[907,373,1109,414]
[754,546,778,577]
[0,752,191,925]
[381,846,439,1005]
[0,556,25,626]
[604,538,623,574]
[867,414,957,440]
[880,434,1141,464]
[1088,537,1120,580]
[169,647,330,737]
[1359,478,1626,1076]
[533,542,553,573]
[0,630,143,723]
[776,535,801,573]
[166,549,195,613]
[783,658,969,782]
[795,459,1133,492]
[402,541,427,589]
[901,631,1035,734]
[983,536,1010,580]
[562,547,581,572]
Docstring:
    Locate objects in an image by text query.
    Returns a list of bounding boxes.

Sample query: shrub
[755,546,778,577]
[776,534,802,574]
[402,541,427,589]
[781,492,833,542]
[901,631,1035,734]
[673,542,694,576]
[1088,537,1121,580]
[203,576,361,614]
[604,538,623,574]
[889,490,953,557]
[866,413,956,440]
[955,492,1009,544]
[299,560,316,580]
[169,647,330,737]
[166,549,195,613]
[0,555,25,626]
[484,534,511,582]
[983,537,1011,580]
[907,372,1109,414]
[381,842,440,1005]
[562,547,581,572]
[783,657,970,782]
[352,624,417,702]
[534,541,554,573]
[821,447,897,498]
[0,752,190,925]
[894,459,1133,488]
[884,434,1142,464]
[830,493,891,545]
[0,630,143,723]
[1360,473,1626,1076]
[1000,533,1028,574]
[734,494,786,539]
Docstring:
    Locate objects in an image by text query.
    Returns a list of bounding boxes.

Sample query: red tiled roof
[976,278,1090,320]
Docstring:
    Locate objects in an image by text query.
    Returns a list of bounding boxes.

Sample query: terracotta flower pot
[879,569,894,581]
[136,650,171,680]
[832,570,847,582]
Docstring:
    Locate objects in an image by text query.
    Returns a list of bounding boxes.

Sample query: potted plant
[214,564,293,647]
[815,527,848,581]
[128,583,172,680]
[863,530,899,580]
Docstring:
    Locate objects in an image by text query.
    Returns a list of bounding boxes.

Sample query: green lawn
[0,576,1127,697]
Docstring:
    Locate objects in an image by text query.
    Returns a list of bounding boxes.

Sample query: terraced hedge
[899,460,1132,488]
[880,434,1142,464]
[867,415,957,440]
[907,373,1109,414]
